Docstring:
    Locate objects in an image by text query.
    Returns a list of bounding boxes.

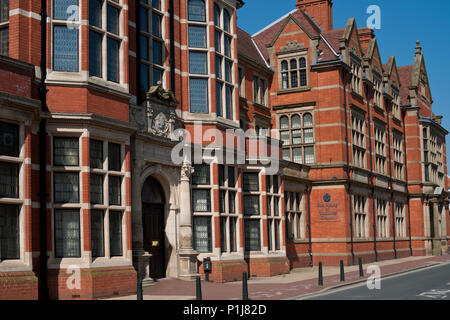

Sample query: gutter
[306,185,313,267]
[169,0,175,93]
[38,0,48,300]
[135,2,142,104]
[402,109,413,256]
[386,105,397,259]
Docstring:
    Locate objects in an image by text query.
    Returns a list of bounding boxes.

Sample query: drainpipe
[342,70,355,265]
[306,184,312,267]
[402,109,413,256]
[135,1,142,105]
[169,0,175,93]
[366,84,378,262]
[38,0,48,300]
[386,104,397,259]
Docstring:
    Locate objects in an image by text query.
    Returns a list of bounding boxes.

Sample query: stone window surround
[374,121,386,175]
[0,117,30,271]
[351,108,366,169]
[265,175,282,252]
[376,198,389,239]
[47,126,129,269]
[252,73,268,107]
[394,202,406,238]
[47,0,128,92]
[353,193,368,239]
[285,190,305,241]
[392,130,404,180]
[242,170,263,254]
[350,53,363,96]
[277,49,309,92]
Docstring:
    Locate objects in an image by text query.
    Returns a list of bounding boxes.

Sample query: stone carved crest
[181,162,194,180]
[280,40,305,52]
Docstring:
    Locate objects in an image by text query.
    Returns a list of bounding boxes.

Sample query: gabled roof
[319,28,344,61]
[398,65,413,105]
[237,27,270,69]
[252,9,321,61]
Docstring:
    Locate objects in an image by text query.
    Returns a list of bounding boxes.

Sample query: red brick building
[0,0,448,299]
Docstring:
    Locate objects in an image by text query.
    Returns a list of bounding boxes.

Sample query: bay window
[219,165,238,254]
[54,209,81,258]
[192,163,212,253]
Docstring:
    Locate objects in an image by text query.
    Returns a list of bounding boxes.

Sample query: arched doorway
[142,176,166,279]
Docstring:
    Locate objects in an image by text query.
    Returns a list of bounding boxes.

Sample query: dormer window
[280,56,307,90]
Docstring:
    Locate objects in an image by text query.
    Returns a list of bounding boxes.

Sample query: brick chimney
[296,0,333,31]
[359,27,375,50]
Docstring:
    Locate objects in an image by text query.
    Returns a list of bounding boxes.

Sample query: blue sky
[238,0,450,159]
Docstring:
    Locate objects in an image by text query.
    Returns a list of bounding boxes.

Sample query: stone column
[178,161,199,280]
[432,202,442,256]
[131,155,152,285]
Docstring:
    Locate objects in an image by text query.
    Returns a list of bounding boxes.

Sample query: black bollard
[137,277,143,301]
[242,272,249,300]
[340,260,345,282]
[196,276,202,300]
[359,257,364,277]
[318,262,323,286]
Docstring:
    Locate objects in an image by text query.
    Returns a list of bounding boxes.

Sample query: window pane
[230,217,237,252]
[89,0,102,27]
[140,6,149,32]
[218,164,225,186]
[107,37,119,82]
[215,56,222,79]
[54,0,78,20]
[53,26,79,72]
[304,128,314,144]
[216,81,222,117]
[280,116,289,130]
[109,211,123,256]
[229,191,236,214]
[54,137,79,166]
[188,0,205,22]
[152,67,162,86]
[300,70,307,87]
[280,131,290,145]
[225,60,232,82]
[193,216,211,253]
[224,36,232,58]
[223,9,230,33]
[304,113,313,127]
[107,5,119,35]
[90,174,103,204]
[108,142,121,171]
[214,4,220,27]
[281,61,288,71]
[282,148,290,161]
[152,12,162,37]
[291,71,298,88]
[108,176,122,205]
[54,172,79,203]
[90,139,103,169]
[0,121,19,157]
[282,72,288,89]
[0,27,9,56]
[54,209,80,258]
[192,164,210,185]
[228,167,235,187]
[189,78,208,113]
[0,204,19,260]
[152,0,161,10]
[91,210,104,258]
[267,219,272,250]
[215,30,221,53]
[305,146,315,164]
[220,217,227,252]
[192,189,210,212]
[243,173,259,192]
[244,219,260,252]
[293,148,302,164]
[290,59,297,70]
[275,220,280,250]
[141,63,149,92]
[299,57,306,68]
[292,130,302,145]
[189,52,207,74]
[140,35,149,61]
[0,162,18,198]
[188,25,206,48]
[225,85,232,120]
[243,195,259,215]
[0,0,9,23]
[89,30,102,77]
[219,190,226,213]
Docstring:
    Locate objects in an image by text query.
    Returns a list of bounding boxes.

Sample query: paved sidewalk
[104,254,450,300]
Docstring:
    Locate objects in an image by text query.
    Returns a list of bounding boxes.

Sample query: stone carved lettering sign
[317,194,339,221]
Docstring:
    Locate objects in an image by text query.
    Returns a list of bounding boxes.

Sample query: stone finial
[415,40,422,54]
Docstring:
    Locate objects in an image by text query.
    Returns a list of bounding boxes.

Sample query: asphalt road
[305,262,450,300]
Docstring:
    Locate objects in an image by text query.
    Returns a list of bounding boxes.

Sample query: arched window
[280,116,289,129]
[214,3,220,26]
[223,9,230,33]
[188,0,205,22]
[291,114,301,129]
[303,113,313,127]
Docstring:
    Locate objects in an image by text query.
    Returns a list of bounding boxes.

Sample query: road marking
[417,289,450,299]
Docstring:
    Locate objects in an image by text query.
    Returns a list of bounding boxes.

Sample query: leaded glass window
[54,0,78,20]
[54,172,79,203]
[0,204,19,260]
[220,216,227,252]
[152,39,163,65]
[216,82,223,117]
[109,211,123,256]
[189,52,207,74]
[0,27,8,56]
[108,175,121,206]
[244,220,260,252]
[279,113,315,164]
[243,195,259,216]
[89,31,102,77]
[91,210,104,258]
[0,121,19,157]
[0,0,9,23]
[193,216,211,253]
[192,164,210,185]
[0,162,18,198]
[188,26,206,48]
[188,0,206,22]
[90,174,103,204]
[189,78,208,113]
[243,173,259,192]
[192,189,211,212]
[54,209,80,258]
[223,9,230,33]
[90,139,103,169]
[54,137,79,166]
[108,142,121,171]
[53,26,79,72]
[107,37,119,82]
[89,0,102,27]
[279,56,308,90]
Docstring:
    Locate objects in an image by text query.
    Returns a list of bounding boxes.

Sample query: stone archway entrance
[142,176,166,279]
